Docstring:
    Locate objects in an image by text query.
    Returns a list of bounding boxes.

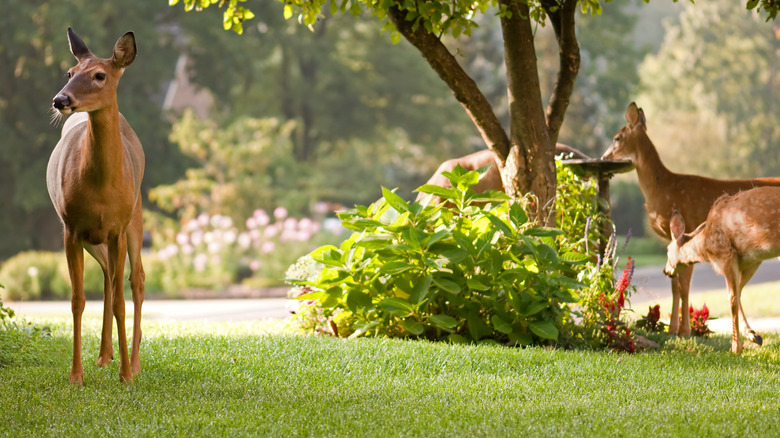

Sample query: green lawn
[3,317,780,437]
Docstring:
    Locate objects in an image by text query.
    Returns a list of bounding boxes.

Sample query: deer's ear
[113,31,136,69]
[67,27,90,60]
[626,102,647,130]
[637,108,647,131]
[669,211,686,242]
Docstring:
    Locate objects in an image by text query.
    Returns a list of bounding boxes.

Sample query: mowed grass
[3,317,780,437]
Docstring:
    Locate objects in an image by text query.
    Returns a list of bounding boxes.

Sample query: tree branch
[387,6,510,161]
[542,0,580,144]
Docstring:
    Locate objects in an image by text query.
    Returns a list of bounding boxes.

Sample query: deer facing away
[47,28,145,384]
[664,187,780,354]
[602,102,780,337]
[417,144,588,203]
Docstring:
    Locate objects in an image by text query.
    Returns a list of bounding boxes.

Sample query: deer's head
[664,211,703,277]
[602,102,647,161]
[52,27,136,115]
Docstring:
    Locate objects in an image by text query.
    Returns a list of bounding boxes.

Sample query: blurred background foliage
[2,0,779,293]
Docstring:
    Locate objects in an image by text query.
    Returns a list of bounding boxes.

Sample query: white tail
[47,28,145,384]
[663,187,780,353]
[602,102,780,337]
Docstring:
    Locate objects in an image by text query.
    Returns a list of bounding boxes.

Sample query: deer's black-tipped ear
[669,211,686,242]
[67,27,90,60]
[113,31,136,69]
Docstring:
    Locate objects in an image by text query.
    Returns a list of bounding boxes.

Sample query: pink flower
[261,241,275,254]
[254,209,270,226]
[273,207,288,220]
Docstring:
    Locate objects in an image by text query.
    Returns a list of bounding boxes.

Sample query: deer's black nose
[52,94,70,110]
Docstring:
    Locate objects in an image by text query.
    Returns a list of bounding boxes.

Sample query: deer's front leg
[670,265,693,337]
[65,233,86,385]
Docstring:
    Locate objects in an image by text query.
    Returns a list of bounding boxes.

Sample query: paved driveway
[7,259,780,332]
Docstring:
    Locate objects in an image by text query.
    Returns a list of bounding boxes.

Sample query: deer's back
[703,187,780,263]
[645,172,780,240]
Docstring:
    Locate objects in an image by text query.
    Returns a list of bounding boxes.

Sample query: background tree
[175,0,605,225]
[637,0,780,179]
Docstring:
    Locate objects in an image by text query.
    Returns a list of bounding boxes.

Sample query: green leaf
[491,315,513,334]
[560,251,591,264]
[382,186,409,213]
[423,228,451,249]
[346,290,372,312]
[432,277,461,294]
[447,333,469,344]
[355,236,394,250]
[399,319,424,335]
[509,203,528,227]
[466,278,489,291]
[429,314,458,330]
[416,184,456,200]
[471,191,511,203]
[329,0,338,15]
[283,3,293,19]
[378,297,414,318]
[379,261,416,275]
[462,313,488,341]
[518,301,548,317]
[524,227,564,237]
[410,274,432,304]
[485,213,513,238]
[529,320,559,340]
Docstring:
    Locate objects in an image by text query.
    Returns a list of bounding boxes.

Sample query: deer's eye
[65,71,72,79]
[95,72,106,81]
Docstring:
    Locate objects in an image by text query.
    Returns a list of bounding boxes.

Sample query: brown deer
[417,144,589,203]
[47,28,145,384]
[664,188,780,353]
[602,102,780,337]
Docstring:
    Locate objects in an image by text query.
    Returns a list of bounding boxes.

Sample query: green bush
[288,165,591,345]
[0,252,65,300]
[0,251,107,301]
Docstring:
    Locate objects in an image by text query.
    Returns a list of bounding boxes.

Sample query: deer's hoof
[747,331,763,346]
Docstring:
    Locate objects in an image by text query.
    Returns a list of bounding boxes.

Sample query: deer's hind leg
[126,196,145,376]
[85,243,113,367]
[108,232,133,382]
[738,263,762,346]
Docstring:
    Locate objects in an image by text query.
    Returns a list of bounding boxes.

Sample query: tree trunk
[499,0,556,224]
[388,2,581,226]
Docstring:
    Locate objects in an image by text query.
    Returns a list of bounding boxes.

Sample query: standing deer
[664,188,780,353]
[47,28,145,384]
[602,102,780,337]
[417,144,589,203]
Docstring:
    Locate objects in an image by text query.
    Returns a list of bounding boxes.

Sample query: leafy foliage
[288,165,590,345]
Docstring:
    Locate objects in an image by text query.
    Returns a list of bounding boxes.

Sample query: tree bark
[543,0,581,145]
[499,0,556,224]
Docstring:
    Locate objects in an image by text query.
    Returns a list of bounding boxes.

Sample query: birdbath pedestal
[560,158,635,257]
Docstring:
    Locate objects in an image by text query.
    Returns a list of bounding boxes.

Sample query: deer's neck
[82,103,124,185]
[679,232,708,267]
[633,134,674,206]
